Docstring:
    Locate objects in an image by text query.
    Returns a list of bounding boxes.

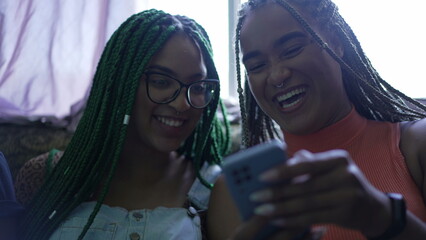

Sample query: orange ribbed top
[283,108,426,239]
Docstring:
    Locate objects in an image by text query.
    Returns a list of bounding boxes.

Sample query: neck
[283,107,367,156]
[93,137,195,209]
[115,138,176,183]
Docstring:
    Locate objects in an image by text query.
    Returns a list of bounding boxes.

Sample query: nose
[268,64,291,88]
[169,88,191,112]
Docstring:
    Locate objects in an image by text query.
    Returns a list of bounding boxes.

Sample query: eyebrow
[147,64,206,80]
[147,65,175,75]
[242,31,307,63]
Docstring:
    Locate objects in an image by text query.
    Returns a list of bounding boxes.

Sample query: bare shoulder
[400,118,426,199]
[400,118,426,163]
[207,174,241,240]
[14,151,64,206]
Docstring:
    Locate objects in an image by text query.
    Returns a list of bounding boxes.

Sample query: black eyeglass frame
[144,71,220,109]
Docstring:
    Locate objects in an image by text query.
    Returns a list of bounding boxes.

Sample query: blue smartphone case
[222,139,287,239]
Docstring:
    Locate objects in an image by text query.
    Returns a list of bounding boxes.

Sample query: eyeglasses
[144,71,219,109]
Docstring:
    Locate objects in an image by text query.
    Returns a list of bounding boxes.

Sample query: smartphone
[222,139,287,240]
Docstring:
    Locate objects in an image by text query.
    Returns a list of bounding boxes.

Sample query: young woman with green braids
[14,9,231,240]
[208,0,426,240]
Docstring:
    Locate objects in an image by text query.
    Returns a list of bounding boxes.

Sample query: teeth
[156,116,184,127]
[276,88,306,102]
[280,98,302,108]
[276,88,306,109]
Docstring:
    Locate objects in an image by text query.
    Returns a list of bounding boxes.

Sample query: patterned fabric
[14,151,64,206]
[0,123,72,180]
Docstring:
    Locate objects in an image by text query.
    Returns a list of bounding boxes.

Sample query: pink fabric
[0,0,136,128]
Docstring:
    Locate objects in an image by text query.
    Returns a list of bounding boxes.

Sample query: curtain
[0,0,137,128]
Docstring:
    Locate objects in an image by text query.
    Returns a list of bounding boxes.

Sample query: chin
[278,118,315,135]
[153,140,184,153]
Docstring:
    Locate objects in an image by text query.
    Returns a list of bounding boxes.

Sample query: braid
[235,0,426,147]
[235,16,251,148]
[235,2,282,148]
[174,15,231,187]
[21,9,230,240]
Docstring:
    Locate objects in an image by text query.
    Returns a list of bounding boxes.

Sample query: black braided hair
[235,0,426,147]
[20,9,230,240]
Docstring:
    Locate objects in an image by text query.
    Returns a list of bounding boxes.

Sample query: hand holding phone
[222,139,287,240]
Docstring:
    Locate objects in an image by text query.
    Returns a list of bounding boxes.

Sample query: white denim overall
[49,164,221,240]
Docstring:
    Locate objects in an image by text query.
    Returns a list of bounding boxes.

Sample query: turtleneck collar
[283,107,367,156]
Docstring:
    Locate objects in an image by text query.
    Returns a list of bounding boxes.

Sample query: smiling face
[127,32,206,153]
[240,3,352,135]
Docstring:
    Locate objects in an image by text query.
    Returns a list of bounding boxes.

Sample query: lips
[274,86,307,110]
[155,116,184,127]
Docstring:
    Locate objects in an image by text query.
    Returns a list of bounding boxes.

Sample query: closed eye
[281,45,305,59]
[246,62,266,74]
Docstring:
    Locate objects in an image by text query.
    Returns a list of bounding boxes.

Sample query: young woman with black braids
[208,0,426,239]
[14,9,231,240]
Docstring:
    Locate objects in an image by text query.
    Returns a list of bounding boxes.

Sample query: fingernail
[254,204,275,216]
[286,157,300,166]
[259,169,279,182]
[249,190,273,202]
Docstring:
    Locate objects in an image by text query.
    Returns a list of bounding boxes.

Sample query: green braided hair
[235,0,426,147]
[20,9,230,240]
